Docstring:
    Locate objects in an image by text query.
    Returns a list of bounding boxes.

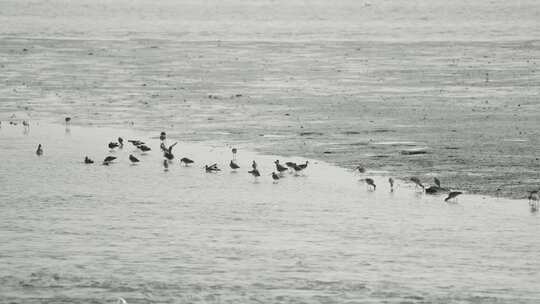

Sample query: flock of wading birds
[4,117,540,209]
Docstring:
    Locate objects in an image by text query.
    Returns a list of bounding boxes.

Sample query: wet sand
[0,122,539,303]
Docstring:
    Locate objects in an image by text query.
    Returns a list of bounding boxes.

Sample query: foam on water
[0,122,539,303]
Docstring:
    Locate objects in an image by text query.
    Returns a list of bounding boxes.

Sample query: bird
[274,160,288,174]
[229,160,240,170]
[108,142,119,149]
[434,177,441,188]
[205,164,220,172]
[84,156,94,164]
[232,148,237,160]
[410,177,424,190]
[248,168,261,178]
[180,157,194,166]
[355,166,366,173]
[159,131,166,141]
[103,156,116,165]
[388,177,394,192]
[363,178,376,190]
[36,144,43,156]
[271,172,280,182]
[528,190,539,211]
[163,159,169,171]
[298,161,309,170]
[444,191,462,202]
[252,160,258,170]
[138,145,151,152]
[129,154,139,164]
[118,137,124,148]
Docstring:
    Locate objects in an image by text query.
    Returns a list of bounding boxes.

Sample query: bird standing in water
[36,144,43,156]
[103,156,116,165]
[180,157,194,166]
[363,178,376,190]
[84,156,94,164]
[275,160,288,174]
[205,164,220,172]
[410,177,424,190]
[229,160,240,170]
[138,145,151,153]
[444,191,462,203]
[248,168,261,179]
[388,178,394,192]
[271,172,280,183]
[108,142,120,150]
[129,154,139,164]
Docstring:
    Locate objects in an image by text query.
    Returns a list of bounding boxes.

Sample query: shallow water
[1,122,539,303]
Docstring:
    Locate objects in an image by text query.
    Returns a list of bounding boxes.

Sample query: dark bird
[298,161,309,170]
[444,191,463,202]
[252,160,258,170]
[36,144,43,156]
[410,177,424,190]
[434,177,441,188]
[275,160,288,173]
[388,177,394,192]
[271,172,280,182]
[108,142,119,149]
[363,178,376,190]
[129,154,139,164]
[248,168,261,178]
[118,137,124,148]
[355,166,366,173]
[232,148,238,160]
[205,164,220,172]
[528,190,539,211]
[103,156,116,165]
[138,145,151,152]
[160,131,166,141]
[84,156,94,164]
[229,160,240,170]
[180,157,194,166]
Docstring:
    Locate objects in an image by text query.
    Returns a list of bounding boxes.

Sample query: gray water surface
[0,123,539,303]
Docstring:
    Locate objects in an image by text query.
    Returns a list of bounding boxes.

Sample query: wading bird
[103,156,116,165]
[229,160,240,170]
[108,142,119,149]
[129,154,139,164]
[363,178,376,190]
[271,172,280,183]
[444,191,462,203]
[205,164,220,172]
[275,160,288,174]
[410,177,424,190]
[36,144,43,156]
[388,177,394,192]
[138,145,151,153]
[84,156,94,164]
[248,168,261,179]
[180,157,194,166]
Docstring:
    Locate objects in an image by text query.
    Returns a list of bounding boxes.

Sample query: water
[1,122,539,303]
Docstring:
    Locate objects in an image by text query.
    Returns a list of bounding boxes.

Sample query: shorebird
[118,137,124,148]
[180,157,194,166]
[248,168,261,179]
[274,160,288,174]
[84,156,94,164]
[434,177,441,188]
[388,177,394,192]
[298,161,309,170]
[363,178,376,190]
[129,154,139,164]
[271,172,280,183]
[103,156,116,165]
[138,145,151,152]
[205,164,220,172]
[163,159,169,171]
[355,166,366,173]
[444,191,462,203]
[410,177,424,190]
[528,190,539,211]
[229,160,240,170]
[252,160,258,170]
[108,142,120,149]
[160,131,166,141]
[36,144,43,156]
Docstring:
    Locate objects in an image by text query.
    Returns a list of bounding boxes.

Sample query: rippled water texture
[0,123,539,303]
